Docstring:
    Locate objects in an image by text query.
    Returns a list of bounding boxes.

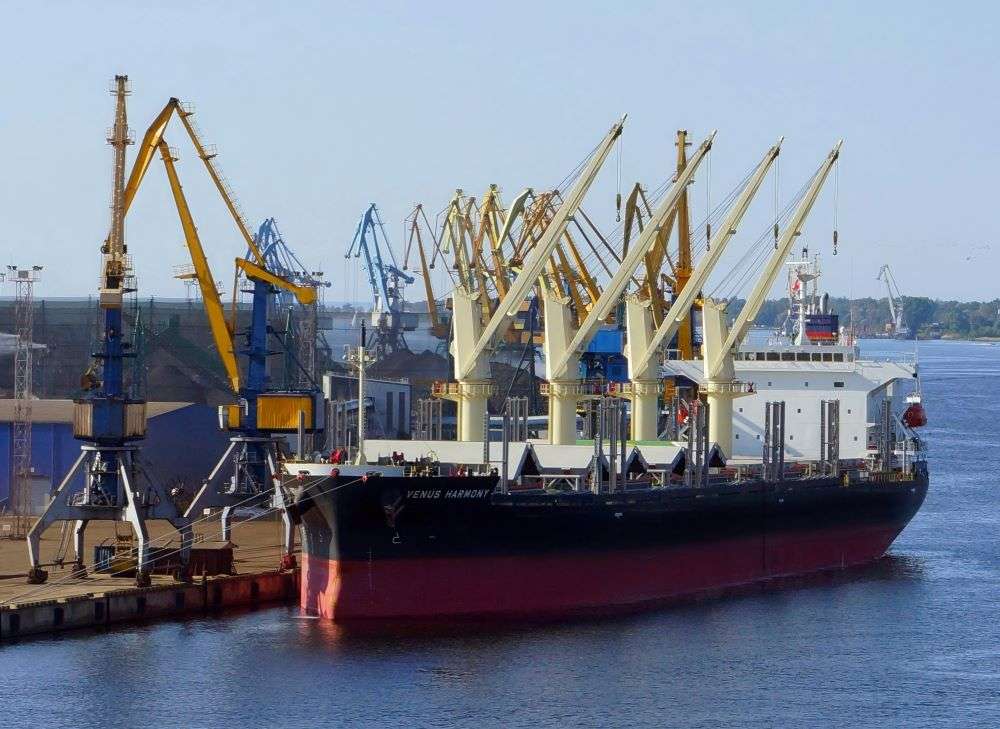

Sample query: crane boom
[710,140,842,377]
[457,116,626,380]
[120,98,267,268]
[630,138,784,375]
[158,141,241,392]
[549,131,715,379]
[121,99,318,394]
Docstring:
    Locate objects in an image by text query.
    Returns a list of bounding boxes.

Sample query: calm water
[2,340,998,728]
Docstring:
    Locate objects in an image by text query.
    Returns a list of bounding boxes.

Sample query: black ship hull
[293,464,928,621]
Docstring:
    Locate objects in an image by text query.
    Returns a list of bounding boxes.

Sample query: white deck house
[664,343,917,461]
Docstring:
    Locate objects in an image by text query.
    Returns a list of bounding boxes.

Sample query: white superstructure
[664,341,916,460]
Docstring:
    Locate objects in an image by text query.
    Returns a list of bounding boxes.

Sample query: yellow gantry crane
[119,96,321,565]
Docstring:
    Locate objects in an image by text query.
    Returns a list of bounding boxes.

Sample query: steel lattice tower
[6,265,41,538]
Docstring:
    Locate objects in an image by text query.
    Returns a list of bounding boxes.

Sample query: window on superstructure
[833,353,844,362]
[796,353,809,361]
[812,353,822,361]
[834,381,845,388]
[782,352,794,361]
[823,353,833,362]
[767,352,780,361]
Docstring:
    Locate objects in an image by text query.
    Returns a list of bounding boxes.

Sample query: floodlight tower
[3,265,41,539]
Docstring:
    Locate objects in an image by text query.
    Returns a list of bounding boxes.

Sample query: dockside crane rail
[455,115,626,382]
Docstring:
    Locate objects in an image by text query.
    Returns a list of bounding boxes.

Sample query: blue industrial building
[0,401,231,511]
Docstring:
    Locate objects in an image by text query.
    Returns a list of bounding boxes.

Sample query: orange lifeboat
[902,401,927,428]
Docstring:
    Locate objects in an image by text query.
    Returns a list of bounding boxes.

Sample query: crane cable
[615,134,622,222]
[705,145,712,251]
[832,159,840,255]
[773,152,780,249]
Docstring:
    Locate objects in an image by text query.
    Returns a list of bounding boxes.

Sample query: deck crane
[541,131,715,444]
[27,76,193,586]
[439,117,625,440]
[109,95,322,568]
[346,203,416,359]
[699,142,842,455]
[622,131,695,336]
[877,264,910,338]
[623,139,784,441]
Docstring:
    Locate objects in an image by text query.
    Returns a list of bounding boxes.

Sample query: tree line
[731,296,1000,339]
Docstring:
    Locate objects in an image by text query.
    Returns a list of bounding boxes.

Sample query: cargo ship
[285,132,929,621]
[290,459,926,621]
[285,297,928,621]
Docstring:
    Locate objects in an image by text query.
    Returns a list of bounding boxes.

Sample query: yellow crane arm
[174,104,266,268]
[406,207,445,336]
[157,140,242,393]
[235,258,317,306]
[123,99,180,216]
[121,97,266,268]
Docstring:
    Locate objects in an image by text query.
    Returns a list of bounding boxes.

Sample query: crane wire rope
[708,165,819,303]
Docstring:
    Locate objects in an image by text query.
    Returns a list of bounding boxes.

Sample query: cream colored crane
[701,141,842,455]
[624,138,784,441]
[444,117,625,441]
[541,131,715,445]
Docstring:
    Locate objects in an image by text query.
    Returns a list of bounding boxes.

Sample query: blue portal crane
[251,217,329,311]
[26,76,192,587]
[251,218,330,387]
[345,203,416,359]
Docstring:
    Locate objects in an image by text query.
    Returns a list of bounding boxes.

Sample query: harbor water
[2,340,997,728]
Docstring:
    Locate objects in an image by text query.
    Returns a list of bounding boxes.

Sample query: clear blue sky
[1,1,996,302]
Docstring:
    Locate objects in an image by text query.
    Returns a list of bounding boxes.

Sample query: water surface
[2,339,997,728]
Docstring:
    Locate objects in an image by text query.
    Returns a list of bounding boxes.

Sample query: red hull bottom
[301,523,903,621]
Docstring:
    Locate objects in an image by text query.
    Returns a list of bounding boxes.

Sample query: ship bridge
[663,346,917,462]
